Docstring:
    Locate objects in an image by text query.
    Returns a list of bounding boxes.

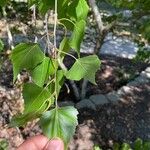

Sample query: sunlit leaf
[40,106,78,147]
[66,55,101,84]
[59,37,70,58]
[10,43,44,82]
[70,20,86,54]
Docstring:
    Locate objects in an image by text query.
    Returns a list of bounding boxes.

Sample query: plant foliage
[4,0,101,147]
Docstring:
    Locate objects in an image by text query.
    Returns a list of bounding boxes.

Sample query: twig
[2,7,14,49]
[58,58,80,101]
[81,79,88,99]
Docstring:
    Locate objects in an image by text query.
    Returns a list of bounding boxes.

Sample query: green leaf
[59,37,70,58]
[31,57,55,87]
[65,55,101,84]
[10,43,44,82]
[113,143,120,150]
[134,138,143,150]
[70,20,86,55]
[48,70,64,96]
[67,0,89,21]
[40,106,78,147]
[10,83,54,127]
[0,39,4,52]
[121,143,131,150]
[0,0,8,7]
[23,83,53,113]
[38,0,55,15]
[28,0,39,7]
[76,0,89,21]
[0,139,9,150]
[10,112,42,127]
[143,141,150,150]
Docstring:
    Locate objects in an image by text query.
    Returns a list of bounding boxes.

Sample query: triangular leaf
[23,83,53,113]
[65,55,101,84]
[10,83,54,127]
[70,20,86,55]
[40,106,78,147]
[10,43,44,82]
[31,57,55,87]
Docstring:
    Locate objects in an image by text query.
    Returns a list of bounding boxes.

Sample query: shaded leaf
[10,83,54,127]
[48,70,64,96]
[38,0,54,15]
[10,43,44,82]
[70,20,86,54]
[0,0,8,7]
[65,55,101,84]
[40,106,78,147]
[143,141,150,150]
[23,83,53,113]
[59,37,70,58]
[31,57,55,87]
[134,138,143,150]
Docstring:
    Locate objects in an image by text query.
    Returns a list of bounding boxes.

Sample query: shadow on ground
[70,84,150,150]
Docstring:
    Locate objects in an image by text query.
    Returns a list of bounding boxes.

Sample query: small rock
[127,80,138,86]
[145,67,150,73]
[134,76,149,83]
[89,94,108,106]
[140,71,150,79]
[58,101,75,107]
[121,86,132,94]
[106,92,120,103]
[76,99,96,110]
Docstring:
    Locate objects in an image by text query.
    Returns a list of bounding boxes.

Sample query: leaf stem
[54,0,58,107]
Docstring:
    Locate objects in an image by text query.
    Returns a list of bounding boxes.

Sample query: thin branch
[31,4,38,43]
[81,79,88,99]
[58,58,80,101]
[88,0,104,34]
[2,7,14,49]
[44,12,53,56]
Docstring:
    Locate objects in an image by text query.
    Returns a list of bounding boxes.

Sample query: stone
[145,67,150,73]
[76,99,96,110]
[106,92,120,103]
[134,76,149,84]
[127,80,138,86]
[89,94,108,106]
[121,86,132,94]
[58,101,75,107]
[140,71,150,79]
